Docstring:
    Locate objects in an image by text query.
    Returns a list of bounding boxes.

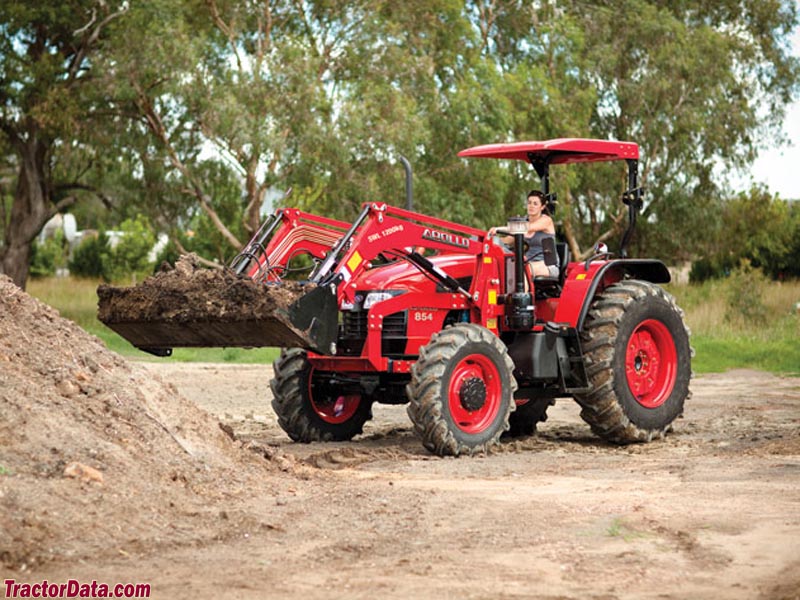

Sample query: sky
[745,27,800,200]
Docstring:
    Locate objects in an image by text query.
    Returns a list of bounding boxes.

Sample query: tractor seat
[533,240,570,299]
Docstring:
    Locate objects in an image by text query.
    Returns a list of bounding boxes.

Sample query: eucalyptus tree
[85,0,800,269]
[445,0,799,260]
[290,1,594,228]
[571,0,799,258]
[101,0,382,255]
[0,1,129,288]
[109,1,498,251]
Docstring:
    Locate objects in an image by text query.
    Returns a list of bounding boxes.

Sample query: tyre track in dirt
[7,276,798,599]
[113,361,800,599]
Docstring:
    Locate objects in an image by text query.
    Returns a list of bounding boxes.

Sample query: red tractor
[108,138,692,456]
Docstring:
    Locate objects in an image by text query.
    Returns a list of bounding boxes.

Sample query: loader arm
[98,203,510,357]
[305,203,507,323]
[228,202,511,365]
[232,208,350,282]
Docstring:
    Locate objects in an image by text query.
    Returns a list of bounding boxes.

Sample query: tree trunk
[0,133,52,290]
[560,187,582,260]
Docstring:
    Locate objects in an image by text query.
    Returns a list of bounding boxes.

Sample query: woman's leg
[529,260,550,277]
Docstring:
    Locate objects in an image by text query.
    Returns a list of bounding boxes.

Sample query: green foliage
[69,234,109,279]
[167,162,247,265]
[2,0,798,282]
[68,217,156,281]
[689,256,733,283]
[101,216,156,282]
[723,189,794,274]
[724,261,769,326]
[124,0,797,263]
[668,277,800,375]
[690,188,799,282]
[29,231,67,278]
[0,143,12,245]
[773,201,800,279]
[154,240,181,271]
[565,0,797,257]
[0,0,132,286]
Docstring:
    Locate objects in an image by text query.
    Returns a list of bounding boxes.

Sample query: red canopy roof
[457,138,639,164]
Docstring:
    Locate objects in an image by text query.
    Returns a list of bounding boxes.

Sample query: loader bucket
[97,256,339,355]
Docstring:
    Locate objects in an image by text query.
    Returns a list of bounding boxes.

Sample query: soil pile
[0,275,271,570]
[97,254,319,350]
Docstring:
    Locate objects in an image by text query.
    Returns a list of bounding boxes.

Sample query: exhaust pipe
[399,155,413,210]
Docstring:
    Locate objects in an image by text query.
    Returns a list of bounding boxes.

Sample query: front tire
[575,280,691,443]
[270,348,372,442]
[406,324,517,456]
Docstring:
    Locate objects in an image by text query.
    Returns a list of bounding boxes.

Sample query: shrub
[154,239,181,271]
[725,260,768,326]
[102,216,156,282]
[30,230,67,278]
[689,256,735,283]
[68,233,109,278]
[692,188,799,282]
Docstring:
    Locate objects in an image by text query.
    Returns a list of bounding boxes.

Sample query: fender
[553,259,671,330]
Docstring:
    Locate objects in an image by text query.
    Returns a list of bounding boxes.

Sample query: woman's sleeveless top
[525,230,558,265]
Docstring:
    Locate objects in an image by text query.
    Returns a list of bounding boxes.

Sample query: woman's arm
[487,226,513,245]
[527,215,554,234]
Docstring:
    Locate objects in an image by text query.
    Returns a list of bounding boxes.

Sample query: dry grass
[671,278,800,338]
[668,278,800,374]
[26,275,800,373]
[27,276,103,329]
[26,276,279,363]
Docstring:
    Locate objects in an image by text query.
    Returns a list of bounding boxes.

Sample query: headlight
[363,290,404,309]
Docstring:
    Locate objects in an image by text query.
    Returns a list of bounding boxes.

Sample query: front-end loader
[99,138,692,456]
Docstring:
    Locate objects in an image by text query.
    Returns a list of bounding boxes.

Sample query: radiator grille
[340,310,407,355]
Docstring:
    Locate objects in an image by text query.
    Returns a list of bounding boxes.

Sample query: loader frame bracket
[287,282,340,354]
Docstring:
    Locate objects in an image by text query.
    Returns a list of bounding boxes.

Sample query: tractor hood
[353,253,476,292]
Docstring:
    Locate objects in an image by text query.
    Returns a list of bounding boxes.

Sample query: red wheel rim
[447,353,503,434]
[308,369,360,424]
[625,319,677,408]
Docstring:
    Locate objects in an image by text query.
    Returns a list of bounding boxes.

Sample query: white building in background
[39,213,77,245]
[39,213,169,275]
[148,232,169,262]
[39,213,104,251]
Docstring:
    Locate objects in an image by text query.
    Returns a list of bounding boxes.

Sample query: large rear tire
[270,348,372,442]
[406,324,517,456]
[575,280,691,443]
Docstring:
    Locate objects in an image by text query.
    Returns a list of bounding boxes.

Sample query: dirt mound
[97,254,319,350]
[0,275,271,570]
